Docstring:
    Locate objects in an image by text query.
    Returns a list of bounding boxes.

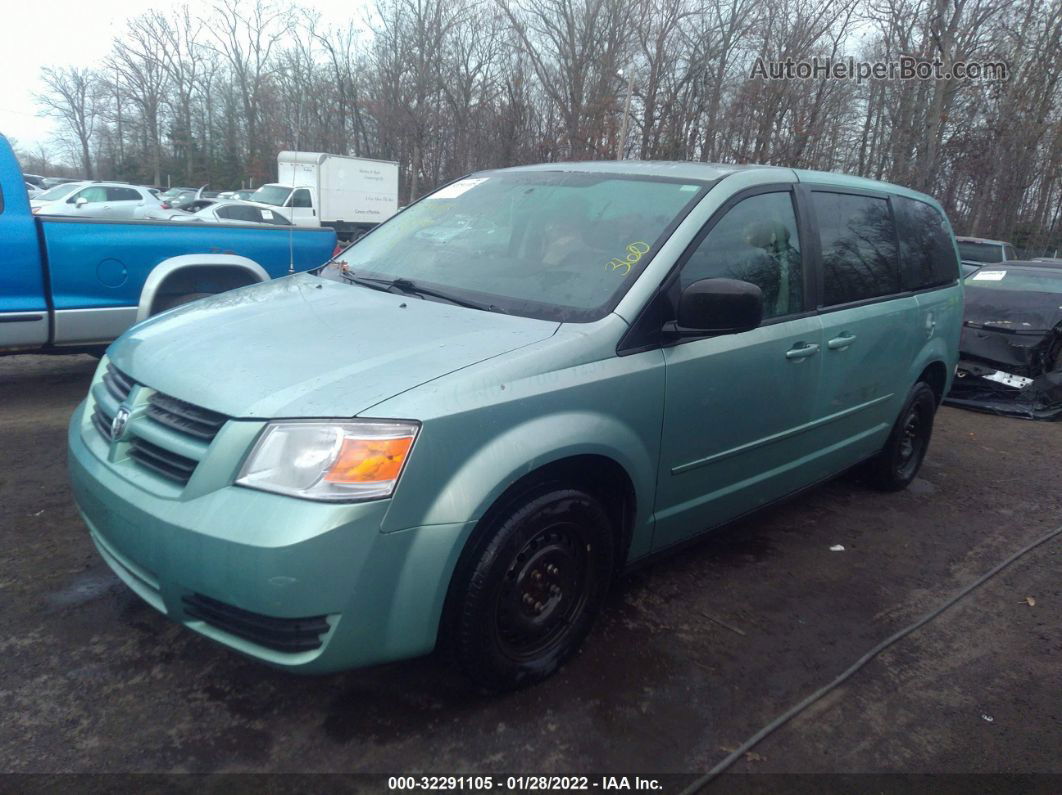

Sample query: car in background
[25,182,42,198]
[171,200,293,226]
[946,263,1062,420]
[178,198,218,214]
[956,235,1016,266]
[159,186,196,200]
[960,262,981,277]
[163,190,206,212]
[31,182,164,220]
[23,173,45,189]
[158,186,198,209]
[218,189,256,201]
[30,181,88,209]
[0,132,336,360]
[40,177,78,190]
[1031,257,1062,267]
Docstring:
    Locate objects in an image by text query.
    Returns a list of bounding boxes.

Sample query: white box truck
[250,151,399,240]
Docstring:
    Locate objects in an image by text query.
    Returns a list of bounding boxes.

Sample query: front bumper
[68,401,474,673]
[944,360,1062,421]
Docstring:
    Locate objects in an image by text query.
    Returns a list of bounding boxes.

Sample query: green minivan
[68,161,962,690]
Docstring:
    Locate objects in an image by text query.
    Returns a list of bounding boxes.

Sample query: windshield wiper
[389,278,505,313]
[339,270,504,313]
[337,270,398,294]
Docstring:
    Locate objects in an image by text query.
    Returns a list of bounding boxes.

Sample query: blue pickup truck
[0,135,336,355]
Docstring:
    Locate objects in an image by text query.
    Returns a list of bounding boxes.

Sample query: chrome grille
[146,393,227,441]
[128,437,199,483]
[102,364,135,404]
[91,404,114,440]
[88,364,229,487]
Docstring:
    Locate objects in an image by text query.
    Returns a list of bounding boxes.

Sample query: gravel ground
[0,353,1058,786]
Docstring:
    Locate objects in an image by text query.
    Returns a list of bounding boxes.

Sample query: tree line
[22,0,1062,252]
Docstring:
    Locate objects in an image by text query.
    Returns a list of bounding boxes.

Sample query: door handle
[827,333,857,350]
[785,343,820,360]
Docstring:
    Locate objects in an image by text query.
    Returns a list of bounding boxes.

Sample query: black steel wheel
[449,488,614,691]
[866,381,937,491]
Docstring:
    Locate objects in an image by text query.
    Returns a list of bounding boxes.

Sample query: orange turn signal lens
[325,436,414,484]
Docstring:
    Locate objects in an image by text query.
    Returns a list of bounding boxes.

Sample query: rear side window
[106,186,142,202]
[813,192,899,306]
[896,198,958,290]
[216,204,259,222]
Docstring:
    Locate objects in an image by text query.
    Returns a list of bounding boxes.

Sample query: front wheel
[450,488,615,692]
[865,382,937,491]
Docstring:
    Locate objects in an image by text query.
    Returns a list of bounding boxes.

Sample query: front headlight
[236,420,419,502]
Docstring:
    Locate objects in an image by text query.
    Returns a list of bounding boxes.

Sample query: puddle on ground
[45,571,122,609]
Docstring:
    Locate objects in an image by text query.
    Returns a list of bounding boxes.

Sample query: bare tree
[36,67,104,178]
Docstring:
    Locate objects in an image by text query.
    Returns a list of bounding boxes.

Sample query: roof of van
[490,160,941,206]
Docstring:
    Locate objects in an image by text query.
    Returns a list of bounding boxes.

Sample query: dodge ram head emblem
[110,406,131,441]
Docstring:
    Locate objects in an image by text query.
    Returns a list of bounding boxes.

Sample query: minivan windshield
[324,171,707,321]
[252,185,294,207]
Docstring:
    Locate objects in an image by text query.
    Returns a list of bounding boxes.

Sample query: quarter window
[813,192,899,306]
[106,186,142,202]
[217,205,259,222]
[679,192,803,319]
[896,197,958,290]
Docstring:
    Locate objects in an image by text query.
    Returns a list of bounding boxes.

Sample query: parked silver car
[171,200,293,225]
[31,182,164,220]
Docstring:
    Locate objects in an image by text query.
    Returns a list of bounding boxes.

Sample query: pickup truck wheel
[451,488,614,692]
[865,382,937,492]
[152,292,212,314]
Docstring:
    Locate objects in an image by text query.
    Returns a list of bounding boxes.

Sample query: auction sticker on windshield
[429,178,489,200]
[972,270,1007,280]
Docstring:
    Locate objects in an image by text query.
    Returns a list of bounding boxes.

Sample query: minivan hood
[110,273,559,418]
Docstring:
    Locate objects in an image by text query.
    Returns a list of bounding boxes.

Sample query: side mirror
[667,278,763,337]
[75,197,88,207]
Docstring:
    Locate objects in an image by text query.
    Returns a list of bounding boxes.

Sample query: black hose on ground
[681,521,1062,793]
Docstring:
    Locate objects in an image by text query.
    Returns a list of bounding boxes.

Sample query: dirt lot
[0,354,1059,784]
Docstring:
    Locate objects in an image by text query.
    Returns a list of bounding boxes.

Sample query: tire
[450,488,615,692]
[865,382,937,491]
[152,292,212,314]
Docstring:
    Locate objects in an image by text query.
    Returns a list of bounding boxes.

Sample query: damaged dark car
[946,263,1062,420]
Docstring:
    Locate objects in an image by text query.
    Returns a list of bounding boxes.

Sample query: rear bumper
[68,401,474,673]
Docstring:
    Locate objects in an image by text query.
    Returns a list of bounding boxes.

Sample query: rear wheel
[865,382,937,491]
[450,488,614,691]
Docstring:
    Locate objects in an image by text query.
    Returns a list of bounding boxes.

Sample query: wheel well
[436,454,637,649]
[918,361,948,403]
[479,455,637,561]
[149,266,261,315]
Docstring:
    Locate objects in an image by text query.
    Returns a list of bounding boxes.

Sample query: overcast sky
[0,0,368,153]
